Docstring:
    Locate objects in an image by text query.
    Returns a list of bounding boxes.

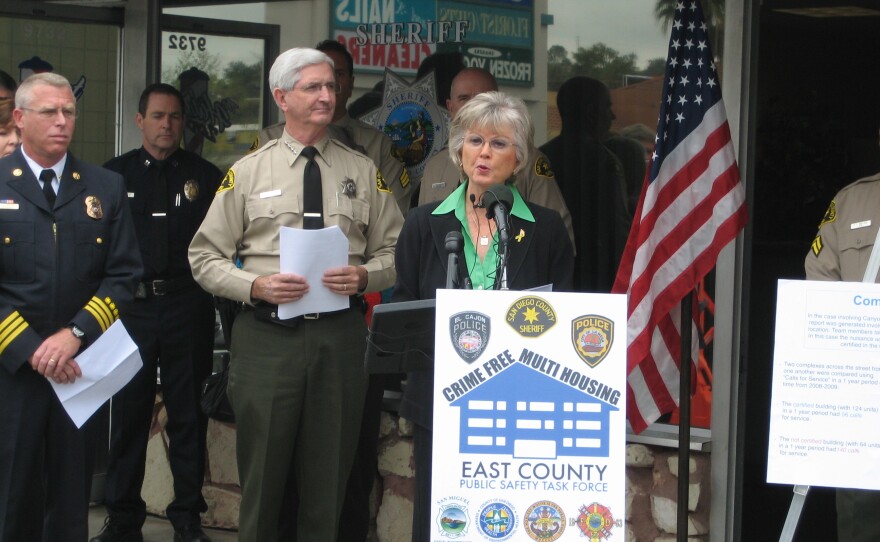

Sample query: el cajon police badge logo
[572,315,614,368]
[450,311,490,363]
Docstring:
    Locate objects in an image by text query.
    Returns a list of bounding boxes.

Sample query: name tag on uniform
[0,201,19,210]
[851,220,871,230]
[127,192,135,198]
[260,189,281,199]
[152,213,167,217]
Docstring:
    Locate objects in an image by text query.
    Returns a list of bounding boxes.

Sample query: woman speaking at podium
[391,91,574,542]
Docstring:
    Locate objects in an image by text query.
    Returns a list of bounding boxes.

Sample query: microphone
[480,184,514,245]
[445,231,464,290]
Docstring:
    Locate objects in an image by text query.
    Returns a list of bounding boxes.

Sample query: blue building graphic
[449,363,618,458]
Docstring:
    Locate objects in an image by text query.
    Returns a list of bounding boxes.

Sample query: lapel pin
[12,168,22,177]
[515,229,525,242]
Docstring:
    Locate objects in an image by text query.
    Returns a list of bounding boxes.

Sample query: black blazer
[392,198,574,428]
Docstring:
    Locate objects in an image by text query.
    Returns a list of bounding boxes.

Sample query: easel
[778,228,880,542]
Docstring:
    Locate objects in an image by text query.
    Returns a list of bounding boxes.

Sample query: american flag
[612,0,748,433]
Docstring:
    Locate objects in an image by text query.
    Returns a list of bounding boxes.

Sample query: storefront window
[546,0,727,429]
[161,31,266,171]
[0,16,119,165]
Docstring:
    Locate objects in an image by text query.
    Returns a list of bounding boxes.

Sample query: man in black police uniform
[91,83,221,542]
[0,72,141,541]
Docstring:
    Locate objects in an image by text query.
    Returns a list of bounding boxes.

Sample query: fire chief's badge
[449,311,490,363]
[572,315,614,368]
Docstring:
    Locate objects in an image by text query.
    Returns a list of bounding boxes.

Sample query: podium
[364,299,436,374]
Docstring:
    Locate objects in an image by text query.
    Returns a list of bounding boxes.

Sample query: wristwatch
[68,324,86,342]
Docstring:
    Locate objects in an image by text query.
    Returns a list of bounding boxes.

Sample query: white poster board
[767,279,880,490]
[431,289,627,540]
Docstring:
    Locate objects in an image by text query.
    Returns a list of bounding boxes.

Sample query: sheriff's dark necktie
[300,146,324,230]
[40,169,56,209]
[151,161,169,273]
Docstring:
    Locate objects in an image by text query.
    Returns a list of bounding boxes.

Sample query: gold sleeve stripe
[84,296,119,332]
[0,311,28,355]
[811,235,823,257]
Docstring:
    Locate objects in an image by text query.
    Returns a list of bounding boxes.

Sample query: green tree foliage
[654,0,724,59]
[547,44,665,90]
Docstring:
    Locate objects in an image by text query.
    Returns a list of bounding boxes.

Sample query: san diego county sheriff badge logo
[572,315,614,368]
[359,69,450,182]
[449,311,490,363]
[506,296,556,338]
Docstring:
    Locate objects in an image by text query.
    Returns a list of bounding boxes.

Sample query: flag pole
[677,292,693,542]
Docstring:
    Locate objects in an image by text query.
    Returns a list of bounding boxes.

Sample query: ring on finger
[48,358,57,365]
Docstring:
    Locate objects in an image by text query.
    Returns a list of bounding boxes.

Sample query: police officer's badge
[85,196,103,220]
[506,296,556,338]
[535,156,554,178]
[572,315,614,368]
[184,179,199,202]
[449,311,490,363]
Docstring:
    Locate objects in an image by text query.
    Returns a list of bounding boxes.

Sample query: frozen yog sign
[333,0,468,75]
[768,280,880,491]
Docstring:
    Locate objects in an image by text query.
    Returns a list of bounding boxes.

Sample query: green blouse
[432,181,535,290]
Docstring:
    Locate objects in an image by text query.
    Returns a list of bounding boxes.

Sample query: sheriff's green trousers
[228,309,367,542]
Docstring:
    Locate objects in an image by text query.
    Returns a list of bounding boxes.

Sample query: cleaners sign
[432,290,626,540]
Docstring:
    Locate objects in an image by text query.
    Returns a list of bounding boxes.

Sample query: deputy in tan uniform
[188,47,402,542]
[417,67,575,249]
[806,169,880,542]
[254,41,410,215]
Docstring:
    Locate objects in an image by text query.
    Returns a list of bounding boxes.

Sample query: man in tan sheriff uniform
[806,168,880,542]
[254,40,410,215]
[188,47,402,542]
[417,67,575,250]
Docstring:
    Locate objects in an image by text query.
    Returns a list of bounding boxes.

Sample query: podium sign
[768,279,880,490]
[431,289,627,540]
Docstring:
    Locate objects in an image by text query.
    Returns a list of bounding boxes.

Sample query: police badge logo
[506,296,556,338]
[449,311,490,363]
[85,196,103,220]
[183,179,199,202]
[573,502,618,541]
[572,315,614,368]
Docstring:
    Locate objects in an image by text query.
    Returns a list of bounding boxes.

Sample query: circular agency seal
[523,500,566,541]
[436,498,470,538]
[359,69,450,181]
[476,499,517,540]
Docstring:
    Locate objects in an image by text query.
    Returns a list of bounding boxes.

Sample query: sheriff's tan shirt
[189,130,403,303]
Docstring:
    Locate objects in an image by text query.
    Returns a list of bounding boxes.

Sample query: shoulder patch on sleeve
[811,234,823,257]
[249,137,260,153]
[376,170,391,193]
[217,169,235,193]
[819,200,836,227]
[399,167,410,189]
[535,156,554,178]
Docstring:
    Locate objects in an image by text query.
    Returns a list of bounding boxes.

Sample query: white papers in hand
[50,320,143,428]
[278,225,350,319]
